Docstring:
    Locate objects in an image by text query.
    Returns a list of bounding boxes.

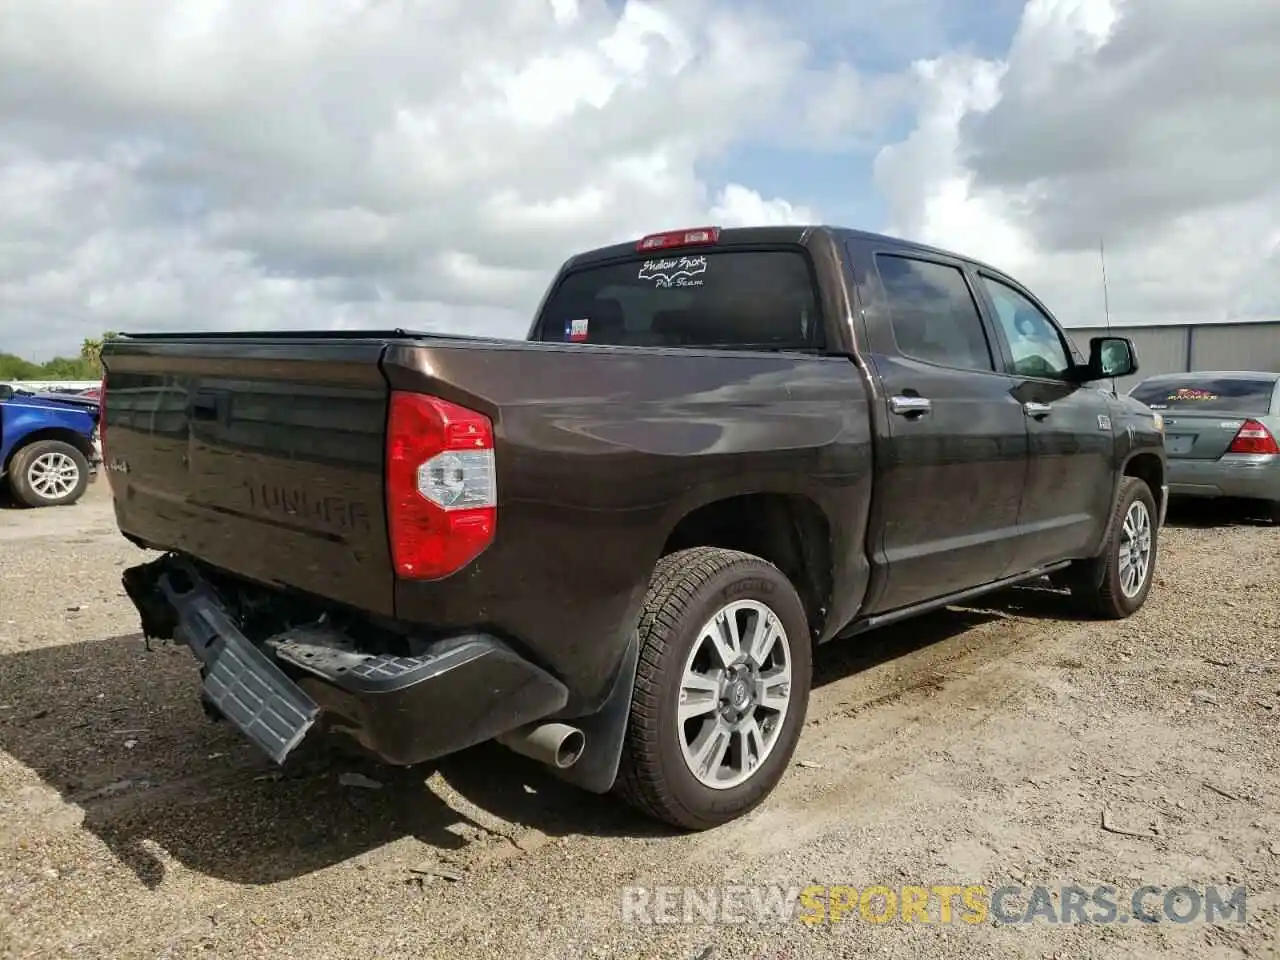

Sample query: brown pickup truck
[100,225,1167,830]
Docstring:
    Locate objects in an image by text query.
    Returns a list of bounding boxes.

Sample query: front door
[971,270,1117,571]
[848,242,1030,614]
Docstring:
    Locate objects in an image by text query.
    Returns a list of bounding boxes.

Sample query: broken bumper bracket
[157,571,320,765]
[134,556,571,768]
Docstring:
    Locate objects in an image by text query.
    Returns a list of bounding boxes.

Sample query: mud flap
[550,629,639,794]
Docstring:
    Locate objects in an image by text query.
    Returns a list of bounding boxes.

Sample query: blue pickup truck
[0,384,101,507]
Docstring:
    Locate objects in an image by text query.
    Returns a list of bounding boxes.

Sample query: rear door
[1129,375,1280,459]
[845,239,1028,613]
[970,270,1117,570]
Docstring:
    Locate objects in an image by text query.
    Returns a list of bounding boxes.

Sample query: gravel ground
[1,481,1278,959]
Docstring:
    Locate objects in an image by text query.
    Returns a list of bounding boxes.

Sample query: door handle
[1023,401,1052,418]
[890,395,932,417]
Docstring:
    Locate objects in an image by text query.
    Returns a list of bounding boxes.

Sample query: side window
[874,254,994,372]
[978,275,1072,380]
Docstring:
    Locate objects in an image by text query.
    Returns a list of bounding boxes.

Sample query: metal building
[1061,319,1280,394]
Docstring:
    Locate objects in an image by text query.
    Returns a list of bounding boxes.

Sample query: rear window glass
[531,250,823,351]
[1129,376,1278,414]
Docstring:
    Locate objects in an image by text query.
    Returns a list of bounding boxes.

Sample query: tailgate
[101,336,396,616]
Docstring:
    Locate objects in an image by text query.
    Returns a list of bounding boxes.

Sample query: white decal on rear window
[639,255,707,288]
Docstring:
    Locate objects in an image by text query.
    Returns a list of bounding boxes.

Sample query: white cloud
[793,62,917,153]
[4,0,1276,363]
[875,0,1280,328]
[0,0,849,359]
[710,185,815,227]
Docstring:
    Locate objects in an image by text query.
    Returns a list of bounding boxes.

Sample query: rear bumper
[1166,454,1280,502]
[121,555,569,767]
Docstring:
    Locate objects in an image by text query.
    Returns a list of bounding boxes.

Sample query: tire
[613,546,813,831]
[1063,477,1158,619]
[7,439,90,508]
[1264,500,1280,525]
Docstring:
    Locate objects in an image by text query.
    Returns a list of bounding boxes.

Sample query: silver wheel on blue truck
[614,547,812,830]
[7,439,90,508]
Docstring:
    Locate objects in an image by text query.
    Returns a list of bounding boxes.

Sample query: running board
[838,561,1074,638]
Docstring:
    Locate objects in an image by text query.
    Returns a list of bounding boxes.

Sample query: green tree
[1,330,116,381]
[41,355,98,379]
[79,330,118,374]
[0,354,41,380]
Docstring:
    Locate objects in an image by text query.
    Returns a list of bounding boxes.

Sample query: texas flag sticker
[565,317,589,342]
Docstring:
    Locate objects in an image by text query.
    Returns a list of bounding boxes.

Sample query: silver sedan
[1128,370,1280,523]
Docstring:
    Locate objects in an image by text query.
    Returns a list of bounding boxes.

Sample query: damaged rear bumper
[122,555,569,767]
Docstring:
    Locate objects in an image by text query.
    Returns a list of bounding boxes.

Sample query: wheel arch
[659,492,833,643]
[1122,452,1164,517]
[553,492,833,798]
[4,427,95,474]
[1111,452,1164,543]
[1089,452,1162,553]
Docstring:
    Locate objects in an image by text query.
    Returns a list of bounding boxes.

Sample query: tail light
[1227,419,1279,455]
[636,226,720,252]
[385,391,497,579]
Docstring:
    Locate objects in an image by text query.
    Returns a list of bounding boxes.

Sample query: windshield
[1129,375,1278,415]
[531,249,824,351]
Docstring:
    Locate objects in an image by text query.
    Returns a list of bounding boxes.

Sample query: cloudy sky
[2,0,1277,361]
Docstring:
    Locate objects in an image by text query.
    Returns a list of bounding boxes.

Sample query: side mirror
[0,384,13,401]
[1075,336,1137,381]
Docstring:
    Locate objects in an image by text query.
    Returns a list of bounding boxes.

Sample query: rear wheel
[8,440,90,507]
[1063,477,1158,619]
[614,547,813,830]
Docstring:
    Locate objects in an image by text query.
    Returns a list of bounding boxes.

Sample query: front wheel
[614,547,813,831]
[1064,477,1159,619]
[7,439,90,507]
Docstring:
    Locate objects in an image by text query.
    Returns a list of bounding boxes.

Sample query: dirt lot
[1,481,1277,960]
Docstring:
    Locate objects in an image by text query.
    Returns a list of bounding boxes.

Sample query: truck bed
[101,330,870,708]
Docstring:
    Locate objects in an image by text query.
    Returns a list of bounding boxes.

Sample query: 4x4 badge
[1097,414,1111,430]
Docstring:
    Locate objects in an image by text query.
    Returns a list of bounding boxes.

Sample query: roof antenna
[1099,237,1116,397]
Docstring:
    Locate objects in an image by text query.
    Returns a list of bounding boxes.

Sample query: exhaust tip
[497,721,586,770]
[555,728,586,768]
